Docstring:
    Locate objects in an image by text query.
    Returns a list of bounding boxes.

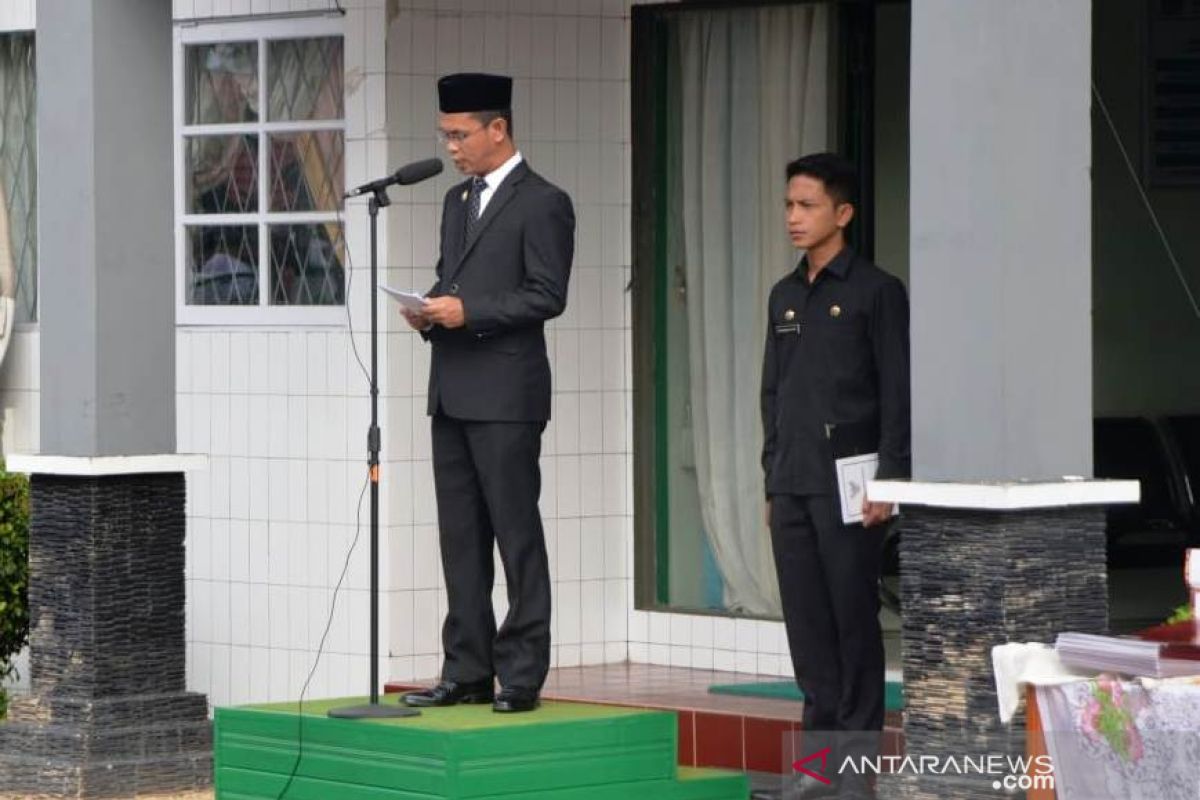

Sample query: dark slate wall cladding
[27,473,188,697]
[0,473,211,798]
[884,505,1107,799]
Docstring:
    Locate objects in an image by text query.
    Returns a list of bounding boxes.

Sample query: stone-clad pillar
[869,482,1134,798]
[0,1,211,796]
[871,1,1139,797]
[0,459,210,798]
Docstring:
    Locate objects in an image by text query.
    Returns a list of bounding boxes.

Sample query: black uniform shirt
[761,246,911,496]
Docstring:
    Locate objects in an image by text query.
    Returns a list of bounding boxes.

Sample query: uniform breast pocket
[813,313,869,373]
[815,309,866,342]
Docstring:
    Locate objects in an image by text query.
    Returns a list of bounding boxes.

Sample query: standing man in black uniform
[760,153,910,799]
[400,73,575,714]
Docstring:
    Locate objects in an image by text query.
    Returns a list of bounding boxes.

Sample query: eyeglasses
[436,126,485,144]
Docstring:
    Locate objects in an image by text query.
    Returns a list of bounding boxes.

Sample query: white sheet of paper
[835,452,892,525]
[380,285,427,314]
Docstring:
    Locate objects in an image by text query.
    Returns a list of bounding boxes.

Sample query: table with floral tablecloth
[1036,675,1200,799]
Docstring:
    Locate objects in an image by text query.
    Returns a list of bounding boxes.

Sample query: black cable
[274,204,371,799]
[275,469,369,799]
[341,212,373,385]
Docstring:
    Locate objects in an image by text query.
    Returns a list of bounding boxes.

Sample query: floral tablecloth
[1037,676,1200,799]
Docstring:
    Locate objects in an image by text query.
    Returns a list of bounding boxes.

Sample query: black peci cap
[437,72,513,113]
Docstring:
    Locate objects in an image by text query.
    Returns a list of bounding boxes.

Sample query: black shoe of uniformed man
[492,685,540,713]
[401,679,494,707]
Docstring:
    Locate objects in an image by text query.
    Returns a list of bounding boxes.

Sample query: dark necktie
[464,176,487,243]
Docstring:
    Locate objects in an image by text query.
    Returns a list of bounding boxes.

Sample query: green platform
[215,697,748,799]
[708,680,905,711]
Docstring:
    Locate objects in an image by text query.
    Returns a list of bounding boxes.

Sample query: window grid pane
[187,134,259,214]
[188,225,260,306]
[185,42,259,125]
[267,37,344,122]
[269,223,345,306]
[268,130,344,212]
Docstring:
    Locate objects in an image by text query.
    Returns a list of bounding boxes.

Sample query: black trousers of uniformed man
[770,493,885,775]
[432,414,551,691]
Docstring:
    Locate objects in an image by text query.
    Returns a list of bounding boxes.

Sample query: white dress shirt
[476,151,524,215]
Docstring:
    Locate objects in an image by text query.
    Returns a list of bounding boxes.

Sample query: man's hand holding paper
[423,295,465,329]
[382,285,435,330]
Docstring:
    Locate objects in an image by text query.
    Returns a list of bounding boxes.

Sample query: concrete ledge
[867,478,1139,510]
[5,453,208,476]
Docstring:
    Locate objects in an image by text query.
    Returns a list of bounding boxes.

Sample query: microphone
[345,158,444,198]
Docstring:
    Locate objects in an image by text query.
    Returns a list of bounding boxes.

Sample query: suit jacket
[423,160,575,421]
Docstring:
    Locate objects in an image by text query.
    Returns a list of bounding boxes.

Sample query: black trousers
[431,414,551,691]
[769,493,885,763]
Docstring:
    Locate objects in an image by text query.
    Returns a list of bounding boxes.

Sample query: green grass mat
[218,697,749,799]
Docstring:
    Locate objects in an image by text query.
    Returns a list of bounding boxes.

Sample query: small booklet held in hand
[835,452,897,525]
[380,285,426,314]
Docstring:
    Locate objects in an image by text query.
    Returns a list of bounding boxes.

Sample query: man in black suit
[400,73,575,714]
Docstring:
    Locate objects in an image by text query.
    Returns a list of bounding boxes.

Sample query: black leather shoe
[492,686,540,713]
[401,679,494,707]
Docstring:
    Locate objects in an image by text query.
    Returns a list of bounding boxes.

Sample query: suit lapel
[447,161,528,282]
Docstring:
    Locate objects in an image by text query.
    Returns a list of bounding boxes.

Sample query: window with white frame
[0,32,36,325]
[176,20,344,323]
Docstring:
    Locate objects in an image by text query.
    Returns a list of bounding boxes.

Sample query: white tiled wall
[176,0,638,705]
[381,0,635,682]
[629,611,793,678]
[176,0,395,707]
[178,328,386,705]
[0,0,793,711]
[377,0,794,687]
[0,331,38,459]
[179,0,792,707]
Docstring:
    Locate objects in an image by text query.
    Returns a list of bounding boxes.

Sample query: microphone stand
[328,187,419,720]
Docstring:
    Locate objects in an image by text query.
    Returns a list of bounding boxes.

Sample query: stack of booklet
[1055,624,1200,678]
